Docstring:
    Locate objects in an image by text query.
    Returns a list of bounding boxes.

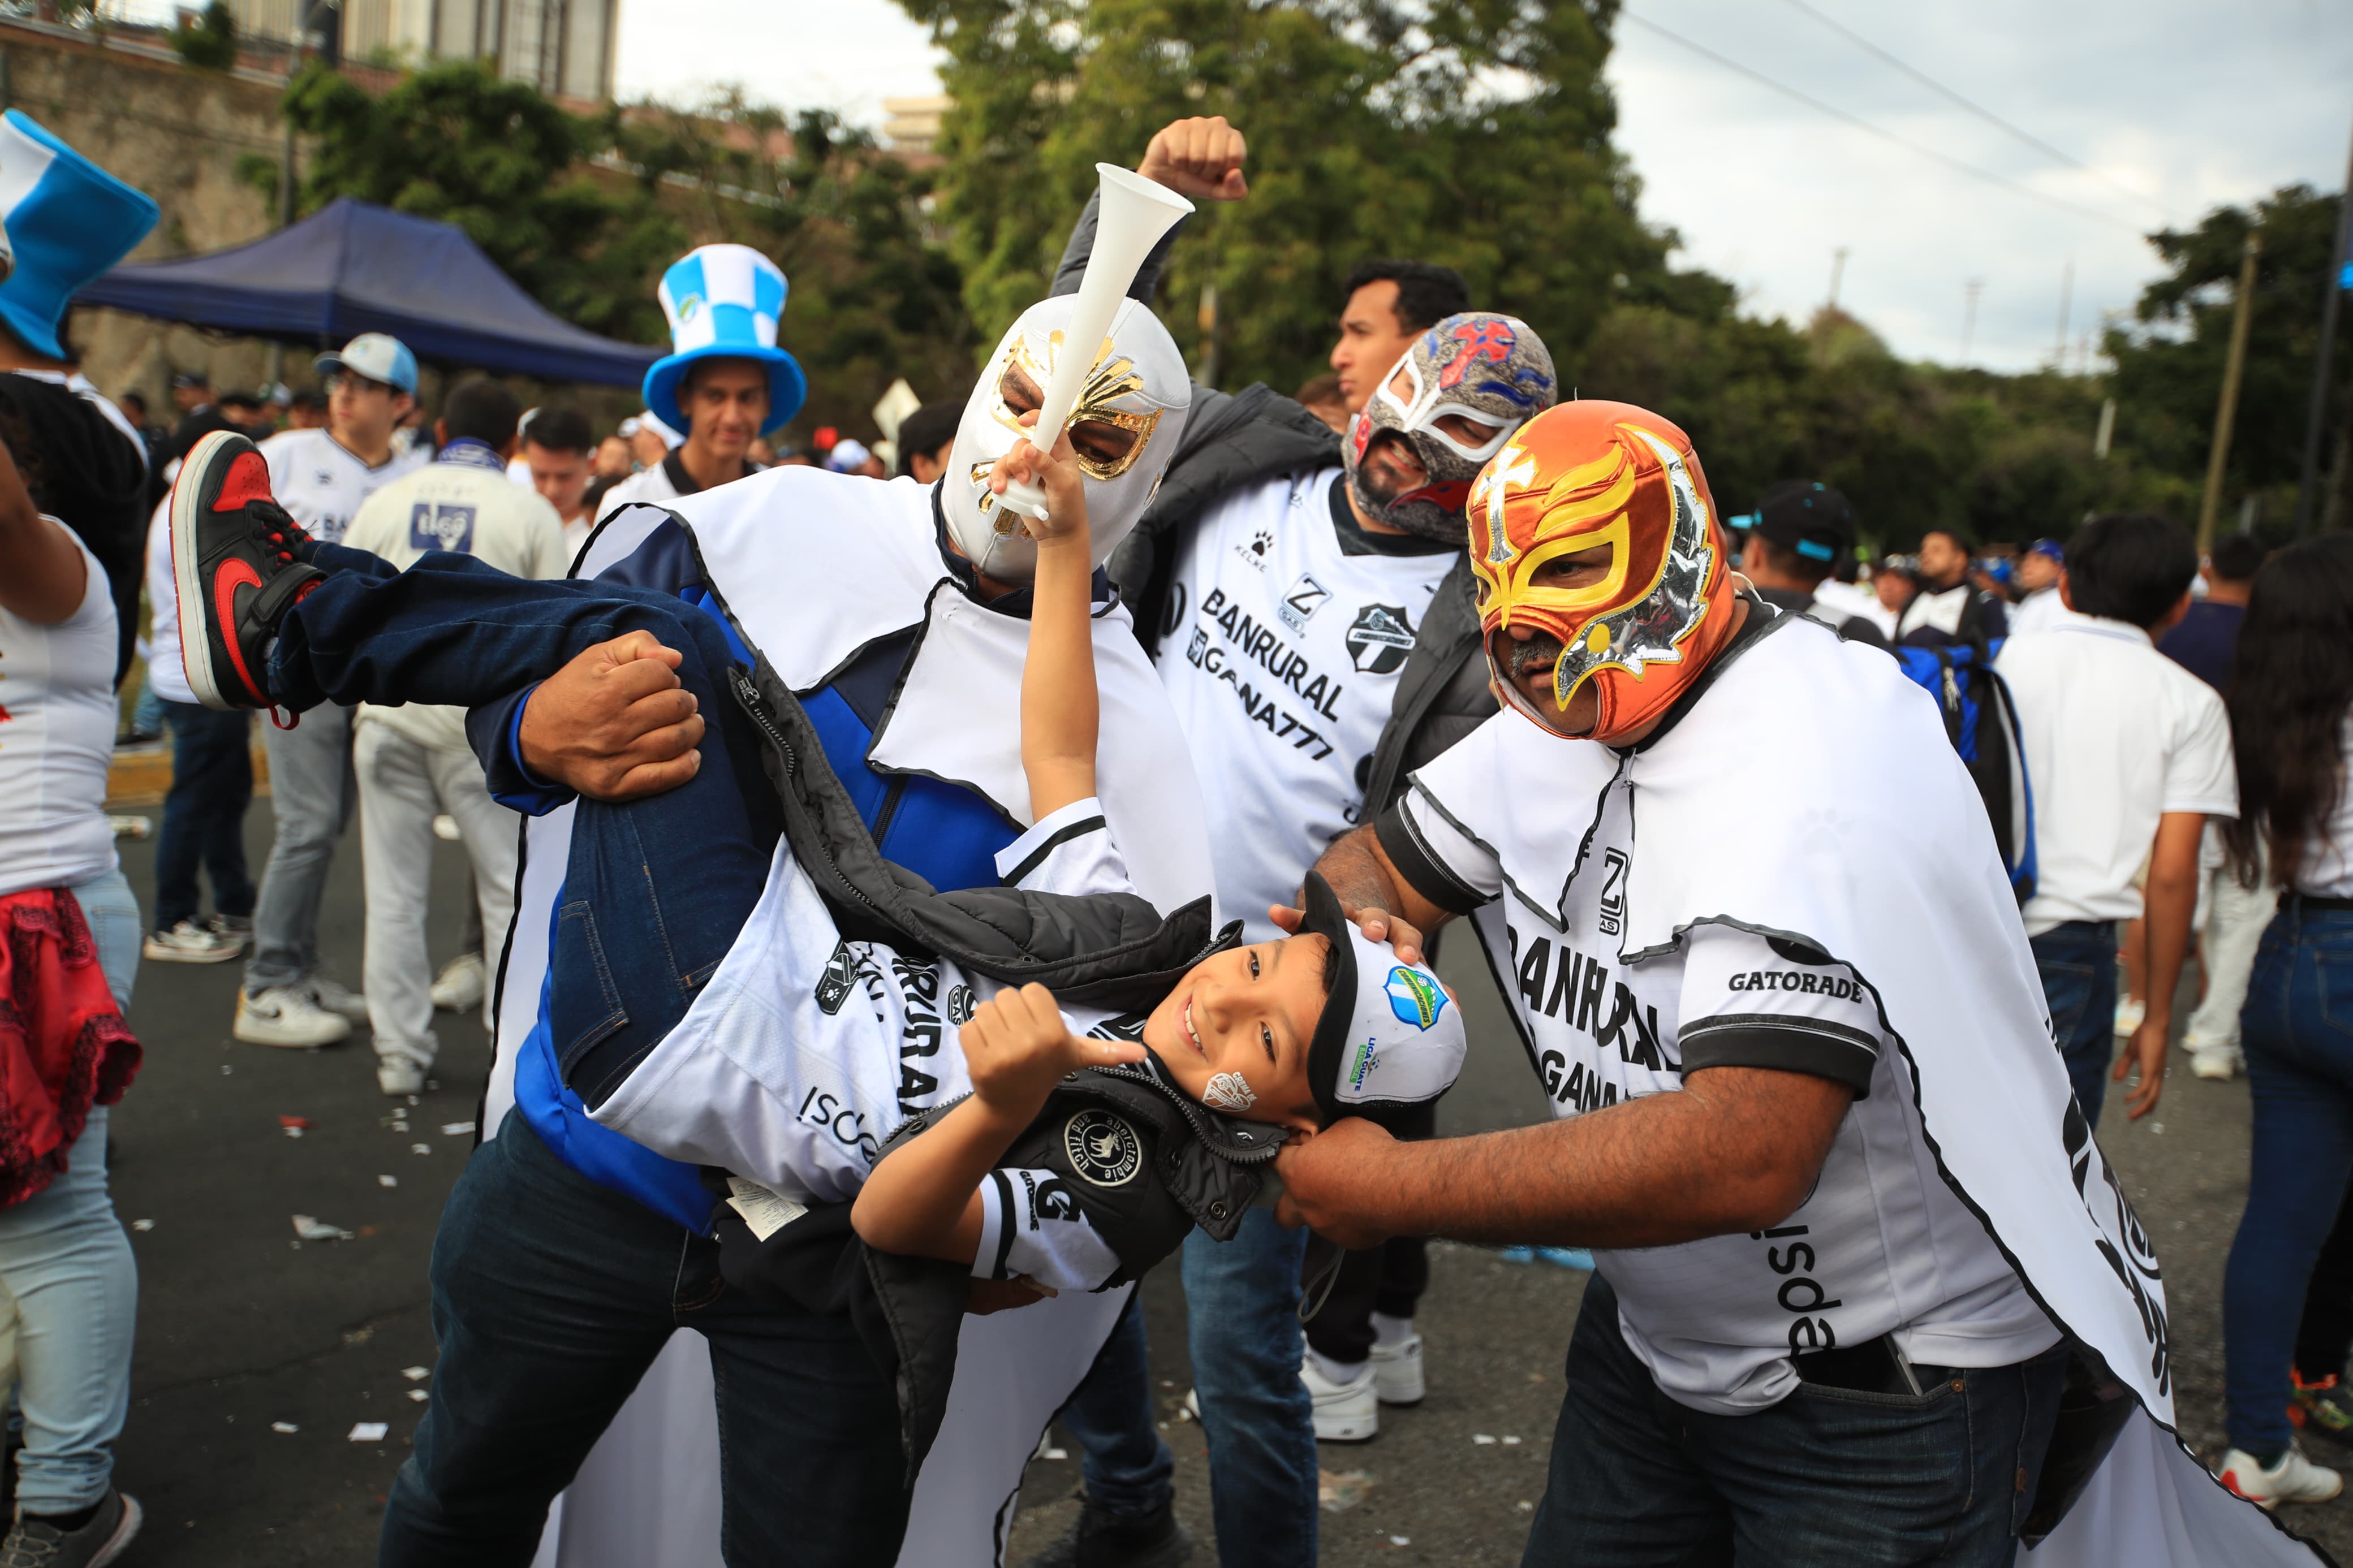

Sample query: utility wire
[1617,10,2147,235]
[1777,0,2179,222]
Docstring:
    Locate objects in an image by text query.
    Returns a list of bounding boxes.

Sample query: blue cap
[0,110,159,361]
[641,245,805,438]
[315,332,418,396]
[2027,537,2065,561]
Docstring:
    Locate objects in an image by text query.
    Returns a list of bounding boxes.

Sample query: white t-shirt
[1997,611,2239,935]
[259,427,428,546]
[591,798,1152,1294]
[0,532,120,897]
[2295,717,2353,898]
[1153,470,1454,941]
[341,444,571,754]
[1807,577,1893,638]
[1394,729,2057,1413]
[595,455,767,523]
[2007,585,2063,640]
[143,495,193,706]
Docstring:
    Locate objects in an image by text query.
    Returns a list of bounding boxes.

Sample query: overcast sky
[261,0,2345,373]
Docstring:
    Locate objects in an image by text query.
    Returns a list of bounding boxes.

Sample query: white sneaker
[235,984,352,1048]
[204,912,253,954]
[143,920,242,964]
[431,952,487,1013]
[377,1053,429,1096]
[2114,997,2146,1036]
[2218,1444,2343,1507]
[1372,1331,1426,1405]
[2190,1044,2243,1081]
[1300,1353,1378,1442]
[304,975,371,1023]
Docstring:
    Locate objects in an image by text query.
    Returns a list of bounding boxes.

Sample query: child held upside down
[168,418,1466,1449]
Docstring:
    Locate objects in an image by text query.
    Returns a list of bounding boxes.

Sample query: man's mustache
[1505,630,1565,680]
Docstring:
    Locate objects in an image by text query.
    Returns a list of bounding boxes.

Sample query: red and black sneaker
[170,429,326,712]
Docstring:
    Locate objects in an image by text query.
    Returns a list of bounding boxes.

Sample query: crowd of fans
[2,104,2352,1568]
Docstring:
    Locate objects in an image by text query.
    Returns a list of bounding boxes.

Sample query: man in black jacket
[1032,117,1553,1568]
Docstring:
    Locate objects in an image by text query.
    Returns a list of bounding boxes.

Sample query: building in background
[882,94,950,157]
[225,0,618,103]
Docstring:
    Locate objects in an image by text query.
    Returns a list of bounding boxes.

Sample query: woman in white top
[2216,534,2353,1507]
[0,434,145,1558]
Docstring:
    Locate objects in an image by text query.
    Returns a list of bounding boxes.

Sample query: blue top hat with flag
[642,244,805,439]
[0,110,159,361]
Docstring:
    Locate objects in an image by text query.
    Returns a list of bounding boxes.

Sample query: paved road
[97,800,2350,1565]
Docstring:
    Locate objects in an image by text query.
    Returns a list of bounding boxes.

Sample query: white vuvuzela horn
[996,163,1194,521]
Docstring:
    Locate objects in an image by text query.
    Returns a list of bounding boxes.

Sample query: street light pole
[2293,118,2353,538]
[2197,231,2262,554]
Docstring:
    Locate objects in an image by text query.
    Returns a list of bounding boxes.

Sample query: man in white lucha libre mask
[943,293,1193,584]
[373,281,1220,1565]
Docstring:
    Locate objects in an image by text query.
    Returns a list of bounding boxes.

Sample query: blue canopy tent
[77,197,660,388]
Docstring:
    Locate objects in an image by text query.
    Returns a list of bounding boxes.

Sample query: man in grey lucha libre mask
[1343,312,1558,542]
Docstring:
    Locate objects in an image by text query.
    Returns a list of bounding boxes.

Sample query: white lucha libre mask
[944,294,1192,584]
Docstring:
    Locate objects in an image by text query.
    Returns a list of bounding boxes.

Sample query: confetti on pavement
[291,1215,354,1242]
[441,1122,475,1137]
[270,1422,298,1435]
[348,1423,389,1442]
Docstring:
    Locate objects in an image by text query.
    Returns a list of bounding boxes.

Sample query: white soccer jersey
[592,797,1141,1293]
[1154,470,1455,941]
[1395,719,2058,1414]
[259,427,427,546]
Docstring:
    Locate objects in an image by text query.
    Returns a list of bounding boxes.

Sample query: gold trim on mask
[990,331,1165,480]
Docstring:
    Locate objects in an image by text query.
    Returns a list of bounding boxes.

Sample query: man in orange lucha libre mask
[1467,400,1743,744]
[1263,402,2260,1565]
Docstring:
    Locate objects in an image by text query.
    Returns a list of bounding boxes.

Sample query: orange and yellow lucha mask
[1466,402,1737,743]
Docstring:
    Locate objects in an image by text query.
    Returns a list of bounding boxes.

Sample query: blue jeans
[1057,1211,1317,1564]
[0,870,143,1513]
[1055,1299,1174,1520]
[270,545,777,1103]
[155,700,256,931]
[381,1116,907,1568]
[2031,921,2118,1127]
[2222,904,2353,1460]
[1522,1275,2066,1567]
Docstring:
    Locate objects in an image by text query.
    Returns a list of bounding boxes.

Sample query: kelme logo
[1385,966,1446,1031]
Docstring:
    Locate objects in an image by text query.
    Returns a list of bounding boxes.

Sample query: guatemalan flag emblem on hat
[641,243,807,438]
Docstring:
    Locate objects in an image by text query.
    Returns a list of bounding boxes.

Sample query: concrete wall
[2,25,296,408]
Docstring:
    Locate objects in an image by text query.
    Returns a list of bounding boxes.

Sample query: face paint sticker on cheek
[1202,1072,1257,1114]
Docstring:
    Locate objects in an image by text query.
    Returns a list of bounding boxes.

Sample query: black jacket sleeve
[1050,188,1186,304]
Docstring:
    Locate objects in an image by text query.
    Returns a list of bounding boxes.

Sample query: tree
[2105,184,2351,530]
[171,1,238,71]
[609,96,976,431]
[900,0,1673,394]
[279,64,974,438]
[283,61,683,345]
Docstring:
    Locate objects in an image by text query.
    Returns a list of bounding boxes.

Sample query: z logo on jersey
[1278,573,1331,634]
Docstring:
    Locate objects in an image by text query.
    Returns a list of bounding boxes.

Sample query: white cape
[1504,611,2320,1566]
[486,469,1216,1567]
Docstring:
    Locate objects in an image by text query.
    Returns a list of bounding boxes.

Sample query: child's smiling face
[1140,935,1333,1133]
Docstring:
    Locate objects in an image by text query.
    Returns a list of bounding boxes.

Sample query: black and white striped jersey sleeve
[972,1166,1123,1293]
[994,797,1134,899]
[1675,926,1886,1097]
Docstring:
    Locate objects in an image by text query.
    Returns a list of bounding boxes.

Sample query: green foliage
[903,0,1665,391]
[606,93,974,431]
[2105,185,2350,507]
[283,61,677,345]
[278,64,971,437]
[171,1,238,71]
[232,152,283,209]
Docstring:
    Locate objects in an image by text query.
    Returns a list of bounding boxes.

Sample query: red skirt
[0,887,141,1208]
